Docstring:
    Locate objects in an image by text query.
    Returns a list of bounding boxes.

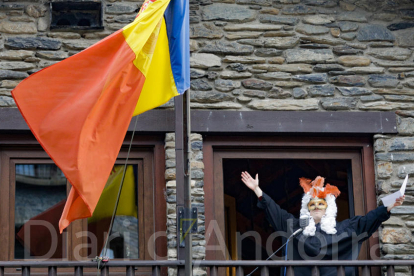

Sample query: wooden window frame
[0,134,167,263]
[203,136,379,274]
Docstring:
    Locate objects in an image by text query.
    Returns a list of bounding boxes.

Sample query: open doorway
[223,158,353,276]
[204,137,379,276]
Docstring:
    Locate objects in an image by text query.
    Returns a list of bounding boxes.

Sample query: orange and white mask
[299,176,341,236]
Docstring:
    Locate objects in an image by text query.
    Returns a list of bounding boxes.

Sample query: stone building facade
[1,0,414,275]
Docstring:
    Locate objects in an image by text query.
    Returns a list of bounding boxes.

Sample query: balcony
[1,260,414,276]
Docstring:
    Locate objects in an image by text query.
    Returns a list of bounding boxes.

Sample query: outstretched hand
[387,195,405,212]
[241,171,262,197]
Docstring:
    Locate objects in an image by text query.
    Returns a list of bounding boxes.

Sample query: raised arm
[241,171,295,232]
[350,196,405,238]
[241,171,262,197]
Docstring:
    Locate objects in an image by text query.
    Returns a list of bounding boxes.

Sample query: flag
[88,165,137,223]
[16,200,66,259]
[12,0,190,233]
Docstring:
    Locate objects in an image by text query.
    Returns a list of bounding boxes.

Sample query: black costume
[257,193,390,276]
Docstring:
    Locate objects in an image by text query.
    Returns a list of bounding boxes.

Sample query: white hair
[300,193,337,236]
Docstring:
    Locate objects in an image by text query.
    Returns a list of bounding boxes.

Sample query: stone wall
[165,133,206,276]
[374,126,414,274]
[1,0,414,274]
[187,0,414,112]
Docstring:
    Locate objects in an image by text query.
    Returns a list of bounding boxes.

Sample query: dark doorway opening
[223,158,354,276]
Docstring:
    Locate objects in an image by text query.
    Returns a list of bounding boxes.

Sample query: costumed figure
[299,176,340,237]
[241,172,404,276]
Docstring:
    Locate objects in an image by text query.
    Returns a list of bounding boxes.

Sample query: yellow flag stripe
[133,19,179,116]
[88,165,137,223]
[122,0,171,76]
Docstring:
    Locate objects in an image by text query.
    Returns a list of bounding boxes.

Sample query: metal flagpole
[184,88,192,276]
[175,88,194,276]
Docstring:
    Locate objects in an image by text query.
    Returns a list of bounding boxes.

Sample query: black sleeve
[257,192,296,232]
[348,206,391,239]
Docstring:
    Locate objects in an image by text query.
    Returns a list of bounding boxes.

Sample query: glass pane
[14,164,67,259]
[87,164,139,259]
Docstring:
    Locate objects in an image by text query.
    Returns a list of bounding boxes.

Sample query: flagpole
[174,89,192,276]
[184,88,192,276]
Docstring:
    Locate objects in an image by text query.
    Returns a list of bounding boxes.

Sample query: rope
[100,115,139,259]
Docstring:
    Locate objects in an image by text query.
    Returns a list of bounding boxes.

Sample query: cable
[101,115,139,258]
[246,228,302,276]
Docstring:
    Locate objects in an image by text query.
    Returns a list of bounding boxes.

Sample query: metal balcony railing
[197,260,414,276]
[0,261,183,276]
[1,260,414,276]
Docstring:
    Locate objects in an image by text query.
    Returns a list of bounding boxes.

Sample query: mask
[308,198,327,211]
